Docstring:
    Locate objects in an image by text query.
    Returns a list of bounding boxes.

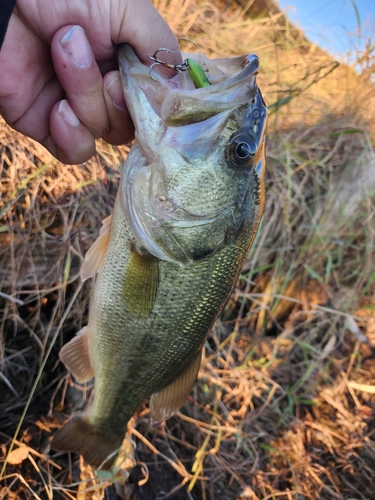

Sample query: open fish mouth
[117,44,262,128]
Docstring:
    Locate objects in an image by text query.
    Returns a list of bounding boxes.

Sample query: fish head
[118,44,267,263]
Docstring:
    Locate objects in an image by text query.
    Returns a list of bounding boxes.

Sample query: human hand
[0,0,181,164]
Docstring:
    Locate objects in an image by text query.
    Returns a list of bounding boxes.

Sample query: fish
[51,44,267,469]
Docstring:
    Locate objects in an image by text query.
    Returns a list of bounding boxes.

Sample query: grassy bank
[1,0,374,498]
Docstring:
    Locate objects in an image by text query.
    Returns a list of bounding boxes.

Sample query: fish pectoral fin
[150,350,202,422]
[59,326,94,383]
[80,215,112,282]
[123,249,159,317]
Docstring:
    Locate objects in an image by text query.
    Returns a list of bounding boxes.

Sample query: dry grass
[1,0,375,498]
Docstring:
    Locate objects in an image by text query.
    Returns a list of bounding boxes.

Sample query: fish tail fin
[51,415,121,469]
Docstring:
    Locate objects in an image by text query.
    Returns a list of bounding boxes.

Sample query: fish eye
[227,134,257,168]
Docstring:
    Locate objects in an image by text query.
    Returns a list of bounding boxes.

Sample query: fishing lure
[148,48,211,88]
[185,57,211,88]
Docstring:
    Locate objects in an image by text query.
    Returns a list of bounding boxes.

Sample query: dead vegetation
[1,0,375,498]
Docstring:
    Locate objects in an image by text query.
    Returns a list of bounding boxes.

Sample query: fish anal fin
[80,215,112,282]
[51,415,121,469]
[150,351,202,422]
[123,249,159,317]
[60,326,94,383]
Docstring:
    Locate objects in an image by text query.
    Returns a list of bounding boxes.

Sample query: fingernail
[60,26,92,68]
[106,77,126,110]
[58,100,80,127]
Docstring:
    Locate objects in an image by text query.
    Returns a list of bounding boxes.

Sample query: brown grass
[1,0,375,499]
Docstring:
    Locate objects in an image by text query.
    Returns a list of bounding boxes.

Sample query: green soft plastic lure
[186,58,212,88]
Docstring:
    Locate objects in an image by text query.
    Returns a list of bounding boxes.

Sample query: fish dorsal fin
[150,350,202,422]
[80,215,112,282]
[59,326,94,383]
[123,249,159,317]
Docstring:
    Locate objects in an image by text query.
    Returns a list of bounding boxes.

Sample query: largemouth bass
[52,44,267,468]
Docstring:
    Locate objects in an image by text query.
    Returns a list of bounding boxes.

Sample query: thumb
[111,0,182,67]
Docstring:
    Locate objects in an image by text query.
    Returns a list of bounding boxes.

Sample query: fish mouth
[117,44,261,132]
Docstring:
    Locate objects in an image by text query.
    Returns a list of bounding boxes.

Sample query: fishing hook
[148,48,190,81]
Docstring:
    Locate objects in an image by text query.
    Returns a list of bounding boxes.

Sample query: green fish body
[52,45,267,468]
